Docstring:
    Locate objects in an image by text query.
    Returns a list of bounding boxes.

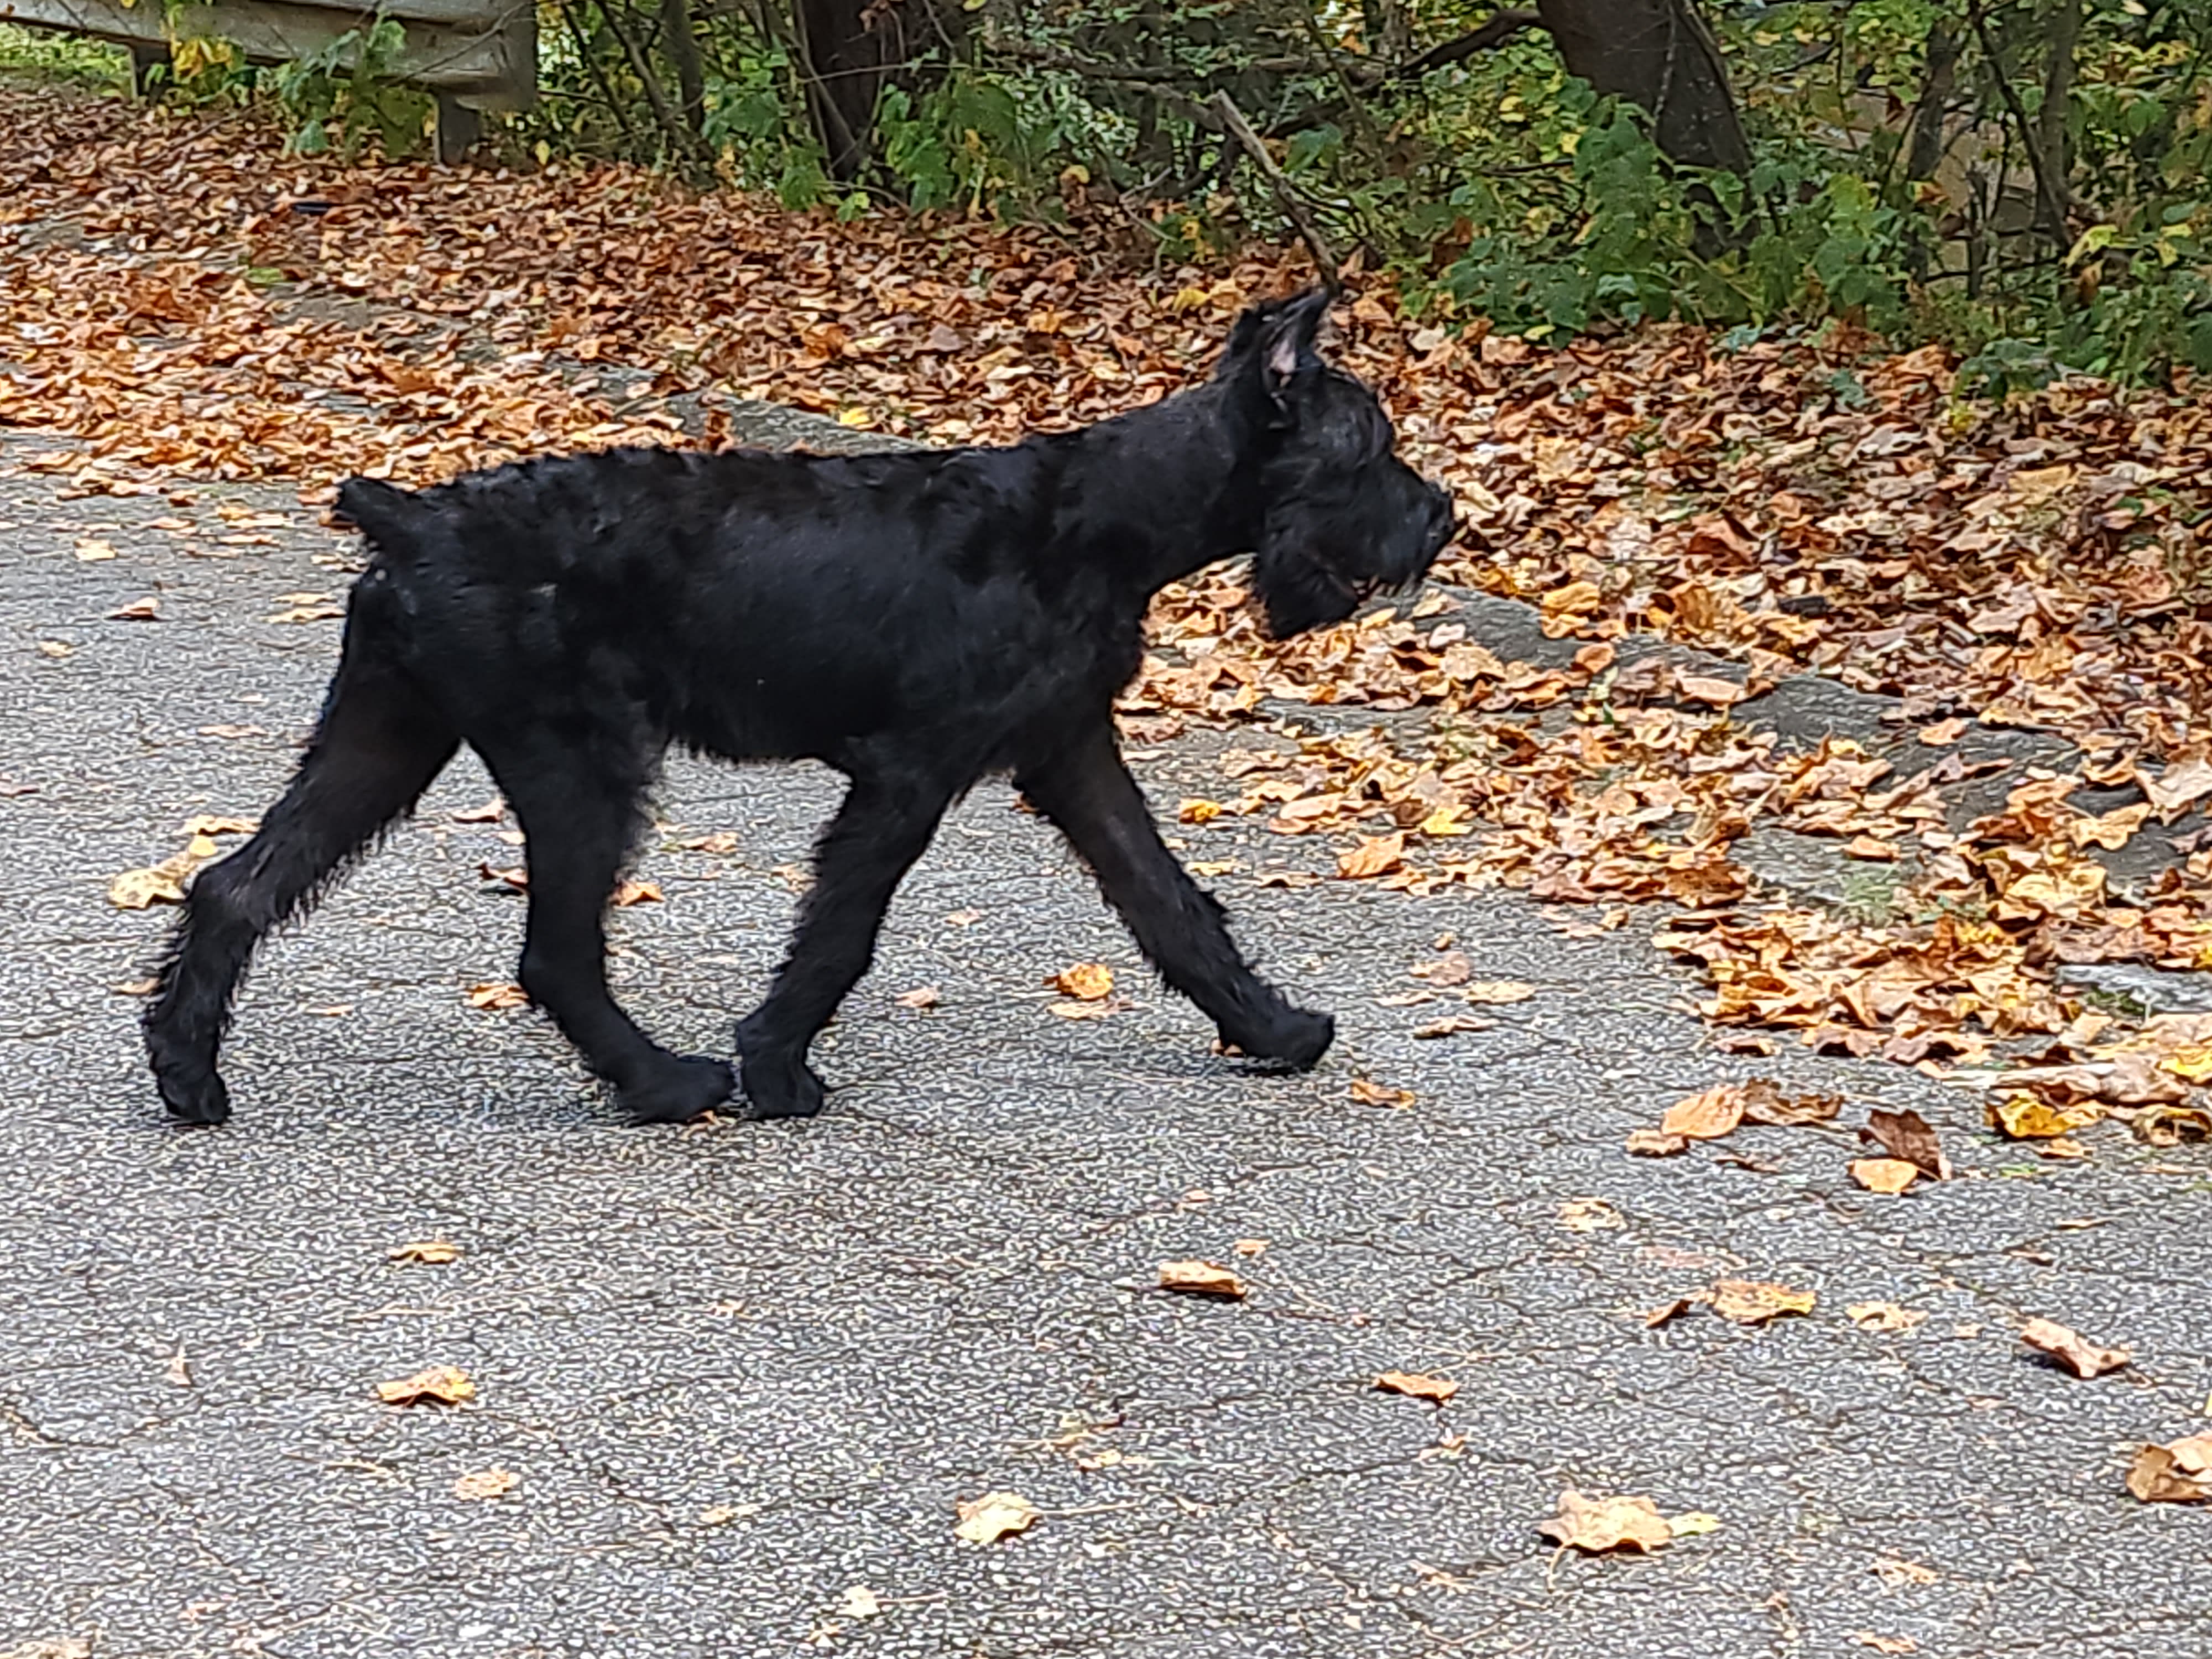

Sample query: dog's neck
[1047,378,1274,598]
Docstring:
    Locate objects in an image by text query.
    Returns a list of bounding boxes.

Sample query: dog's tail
[335,476,437,561]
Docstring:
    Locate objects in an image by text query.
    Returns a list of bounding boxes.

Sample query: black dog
[144,288,1454,1125]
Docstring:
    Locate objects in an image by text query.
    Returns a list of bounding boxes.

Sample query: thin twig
[1210,90,1341,288]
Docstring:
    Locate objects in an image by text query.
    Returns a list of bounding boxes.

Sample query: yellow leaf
[1462,979,1536,1005]
[1708,1279,1816,1325]
[1849,1158,1919,1194]
[1178,798,1224,823]
[465,982,529,1011]
[1987,1095,2101,1139]
[1052,962,1114,1000]
[376,1365,476,1406]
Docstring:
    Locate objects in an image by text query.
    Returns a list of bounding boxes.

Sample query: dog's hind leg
[144,656,458,1124]
[484,742,735,1125]
[1018,722,1334,1069]
[736,769,954,1120]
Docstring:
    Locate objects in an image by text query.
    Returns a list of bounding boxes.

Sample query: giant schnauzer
[144,288,1455,1126]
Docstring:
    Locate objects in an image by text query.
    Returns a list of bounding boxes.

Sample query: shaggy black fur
[143,288,1455,1125]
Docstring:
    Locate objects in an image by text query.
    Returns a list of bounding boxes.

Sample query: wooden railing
[0,0,536,161]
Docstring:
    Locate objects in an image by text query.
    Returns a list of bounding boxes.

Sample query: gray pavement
[4,432,2211,1658]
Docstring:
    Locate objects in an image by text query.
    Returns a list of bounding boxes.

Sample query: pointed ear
[1219,287,1334,419]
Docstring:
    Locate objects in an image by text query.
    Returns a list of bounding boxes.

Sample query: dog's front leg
[1018,723,1334,1069]
[737,771,954,1120]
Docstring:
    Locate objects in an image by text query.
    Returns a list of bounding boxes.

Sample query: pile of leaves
[8,82,2212,1114]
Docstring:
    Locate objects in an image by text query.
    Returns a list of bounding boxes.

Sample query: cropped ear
[1219,286,1334,422]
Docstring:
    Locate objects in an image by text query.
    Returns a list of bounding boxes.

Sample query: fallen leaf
[2126,1443,2210,1503]
[837,1585,882,1619]
[1047,995,1127,1020]
[1860,1108,1948,1179]
[465,982,529,1011]
[2021,1317,2131,1379]
[107,597,160,620]
[1177,798,1224,823]
[953,1490,1041,1543]
[388,1239,460,1265]
[452,1468,519,1500]
[1848,1301,1928,1333]
[452,796,506,823]
[1668,1511,1723,1537]
[375,1365,476,1406]
[1662,1083,1745,1140]
[1851,1636,1918,1656]
[1844,835,1900,861]
[266,602,345,624]
[1462,979,1537,1005]
[1349,1077,1416,1108]
[895,985,942,1010]
[679,830,738,854]
[1988,1095,2102,1140]
[180,814,256,837]
[164,1352,193,1387]
[37,640,73,658]
[1558,1197,1624,1233]
[1536,1489,1676,1554]
[478,862,529,890]
[1337,832,1406,879]
[1157,1260,1245,1298]
[1918,717,1966,746]
[107,862,190,909]
[1625,1128,1690,1157]
[2168,1433,2212,1474]
[1676,673,1745,706]
[196,722,267,739]
[1849,1158,1919,1194]
[612,879,661,906]
[74,536,117,561]
[2133,1104,2212,1146]
[1410,950,1473,985]
[1740,1080,1843,1126]
[1052,962,1114,1000]
[1231,1237,1268,1257]
[1375,1370,1458,1403]
[1709,1279,1817,1325]
[1412,1014,1494,1039]
[1644,1297,1694,1327]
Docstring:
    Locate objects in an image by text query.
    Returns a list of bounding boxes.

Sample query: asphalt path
[4,433,2209,1658]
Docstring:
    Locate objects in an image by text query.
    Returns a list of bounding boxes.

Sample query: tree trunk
[794,0,962,179]
[1533,0,1751,174]
[660,0,708,134]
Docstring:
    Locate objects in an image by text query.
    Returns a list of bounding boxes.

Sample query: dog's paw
[621,1055,738,1125]
[155,1065,232,1126]
[737,1051,828,1121]
[1228,1007,1335,1071]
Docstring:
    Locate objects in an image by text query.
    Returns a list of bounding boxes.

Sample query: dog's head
[1218,288,1457,638]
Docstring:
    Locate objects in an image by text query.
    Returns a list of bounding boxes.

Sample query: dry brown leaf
[1860,1109,1948,1179]
[1052,962,1115,1000]
[107,862,190,909]
[895,985,942,1010]
[2168,1433,2212,1474]
[465,982,529,1011]
[2020,1317,2131,1379]
[1157,1260,1245,1298]
[1851,1636,1918,1656]
[1557,1197,1624,1233]
[107,597,160,621]
[612,879,662,907]
[1625,1128,1690,1157]
[1536,1489,1676,1554]
[452,1467,519,1500]
[1740,1080,1843,1126]
[1412,1014,1494,1039]
[389,1239,461,1265]
[953,1490,1041,1543]
[1047,995,1127,1020]
[1661,1084,1745,1140]
[1709,1279,1817,1326]
[2133,1104,2212,1146]
[74,535,117,561]
[1644,1297,1694,1328]
[1847,1301,1927,1333]
[1849,1158,1919,1194]
[2126,1443,2210,1504]
[1676,674,1746,706]
[1375,1370,1458,1403]
[1462,979,1537,1005]
[376,1365,476,1406]
[1349,1077,1416,1108]
[1410,950,1474,985]
[1917,717,1966,746]
[1231,1237,1268,1257]
[452,796,506,823]
[1337,832,1406,879]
